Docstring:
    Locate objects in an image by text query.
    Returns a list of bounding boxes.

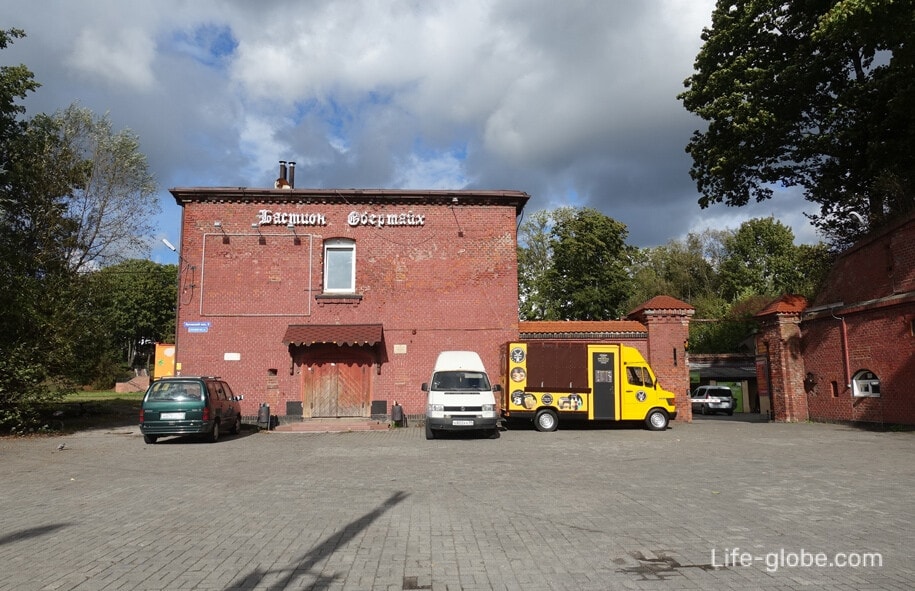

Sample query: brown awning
[282,324,384,347]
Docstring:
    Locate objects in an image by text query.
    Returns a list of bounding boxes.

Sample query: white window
[323,238,355,293]
[852,370,881,397]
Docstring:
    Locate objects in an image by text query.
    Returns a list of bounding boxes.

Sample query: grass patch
[35,391,145,434]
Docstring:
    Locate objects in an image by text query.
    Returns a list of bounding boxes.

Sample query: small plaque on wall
[394,344,407,354]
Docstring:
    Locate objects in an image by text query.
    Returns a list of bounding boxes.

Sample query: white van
[422,351,501,440]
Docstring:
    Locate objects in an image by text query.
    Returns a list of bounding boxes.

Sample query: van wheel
[534,409,558,432]
[425,421,436,440]
[645,409,669,431]
[143,434,157,444]
[208,421,220,443]
[230,415,241,435]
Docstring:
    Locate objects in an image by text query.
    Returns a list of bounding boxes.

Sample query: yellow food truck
[500,341,677,431]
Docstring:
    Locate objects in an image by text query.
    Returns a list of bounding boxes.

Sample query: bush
[0,345,71,433]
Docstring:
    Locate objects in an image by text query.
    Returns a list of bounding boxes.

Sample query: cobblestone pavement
[1,416,913,590]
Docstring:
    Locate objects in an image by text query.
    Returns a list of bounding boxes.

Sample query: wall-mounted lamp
[214,221,229,243]
[162,238,195,270]
[287,223,301,244]
[252,223,266,245]
[449,198,464,237]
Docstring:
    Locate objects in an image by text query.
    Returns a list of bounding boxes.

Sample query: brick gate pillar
[754,295,809,422]
[628,296,694,422]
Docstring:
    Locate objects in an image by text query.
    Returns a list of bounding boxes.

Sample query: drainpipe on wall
[832,309,851,392]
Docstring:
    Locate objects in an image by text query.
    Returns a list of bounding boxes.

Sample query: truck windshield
[431,371,491,391]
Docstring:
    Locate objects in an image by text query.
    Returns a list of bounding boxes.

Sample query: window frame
[323,238,356,294]
[851,370,881,397]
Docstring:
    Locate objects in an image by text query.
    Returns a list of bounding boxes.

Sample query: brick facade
[756,212,915,425]
[170,187,528,419]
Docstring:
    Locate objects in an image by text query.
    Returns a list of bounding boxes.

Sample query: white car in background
[691,385,735,416]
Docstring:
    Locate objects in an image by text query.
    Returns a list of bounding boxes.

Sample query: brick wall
[172,193,523,417]
[765,212,915,426]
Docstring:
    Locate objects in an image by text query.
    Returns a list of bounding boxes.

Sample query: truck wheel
[534,409,558,432]
[230,415,241,435]
[143,434,157,444]
[645,409,669,431]
[425,421,436,440]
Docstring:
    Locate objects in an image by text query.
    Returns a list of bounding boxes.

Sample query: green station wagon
[140,376,244,444]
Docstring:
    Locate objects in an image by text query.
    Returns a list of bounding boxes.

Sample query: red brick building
[755,212,915,425]
[169,179,529,420]
[169,171,695,424]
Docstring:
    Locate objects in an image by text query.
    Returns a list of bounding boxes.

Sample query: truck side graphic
[500,341,677,431]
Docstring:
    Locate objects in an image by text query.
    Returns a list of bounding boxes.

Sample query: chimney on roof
[288,161,295,189]
[275,160,291,189]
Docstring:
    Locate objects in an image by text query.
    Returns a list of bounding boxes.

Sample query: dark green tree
[0,29,77,430]
[719,217,800,300]
[517,207,575,320]
[680,0,915,248]
[0,30,162,429]
[719,217,832,300]
[542,208,634,320]
[88,259,177,385]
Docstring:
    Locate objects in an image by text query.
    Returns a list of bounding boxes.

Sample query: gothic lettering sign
[253,209,426,228]
[257,210,327,226]
[347,211,425,228]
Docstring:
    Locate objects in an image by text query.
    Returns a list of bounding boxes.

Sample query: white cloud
[4,0,823,255]
[66,27,157,91]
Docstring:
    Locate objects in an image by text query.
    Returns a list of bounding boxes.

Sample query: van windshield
[431,371,491,391]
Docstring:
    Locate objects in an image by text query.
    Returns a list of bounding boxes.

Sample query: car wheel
[208,421,220,443]
[488,428,500,439]
[727,410,734,416]
[425,421,436,440]
[645,409,669,431]
[143,434,157,444]
[231,415,241,435]
[534,409,558,432]
[701,404,707,415]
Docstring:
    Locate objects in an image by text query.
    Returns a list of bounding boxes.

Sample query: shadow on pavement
[226,491,409,590]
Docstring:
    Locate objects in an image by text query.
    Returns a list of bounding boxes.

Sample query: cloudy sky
[2,0,819,262]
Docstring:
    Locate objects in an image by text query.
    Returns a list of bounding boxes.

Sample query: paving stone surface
[0,416,912,590]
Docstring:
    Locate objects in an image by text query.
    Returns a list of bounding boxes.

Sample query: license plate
[160,412,185,420]
[452,419,474,426]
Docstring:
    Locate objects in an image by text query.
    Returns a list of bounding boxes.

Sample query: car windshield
[431,371,491,391]
[147,381,203,401]
[709,389,732,397]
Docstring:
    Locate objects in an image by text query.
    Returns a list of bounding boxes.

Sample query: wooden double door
[302,354,372,418]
